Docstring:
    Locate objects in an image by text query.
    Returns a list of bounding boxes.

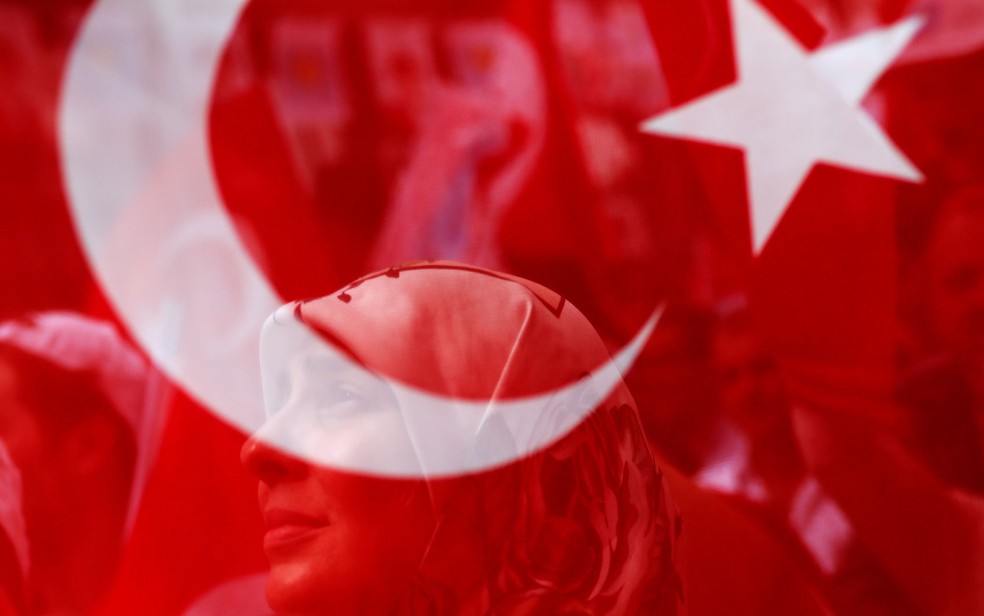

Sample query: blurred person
[241,262,682,615]
[764,184,984,616]
[0,312,158,615]
[605,297,832,616]
[699,299,841,573]
[700,298,805,508]
[898,185,984,493]
[793,399,984,615]
[699,297,918,615]
[626,303,720,475]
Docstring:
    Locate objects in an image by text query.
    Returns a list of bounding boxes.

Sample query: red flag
[3,0,984,613]
[641,0,984,613]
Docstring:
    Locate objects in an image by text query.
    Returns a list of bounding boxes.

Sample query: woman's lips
[263,508,328,549]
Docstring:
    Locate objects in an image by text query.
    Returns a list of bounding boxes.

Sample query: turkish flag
[2,0,984,614]
[641,0,984,614]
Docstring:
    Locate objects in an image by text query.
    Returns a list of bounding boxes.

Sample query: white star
[640,0,924,253]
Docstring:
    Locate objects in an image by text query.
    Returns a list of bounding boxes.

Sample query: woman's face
[242,439,435,615]
[241,351,436,615]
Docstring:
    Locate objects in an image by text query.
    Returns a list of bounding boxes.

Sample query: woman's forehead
[291,265,607,400]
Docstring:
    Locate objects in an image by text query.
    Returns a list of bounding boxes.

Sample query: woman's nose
[241,436,307,483]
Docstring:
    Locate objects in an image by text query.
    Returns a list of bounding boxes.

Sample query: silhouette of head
[243,263,682,615]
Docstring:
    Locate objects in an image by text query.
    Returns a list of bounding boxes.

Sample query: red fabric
[1,0,984,613]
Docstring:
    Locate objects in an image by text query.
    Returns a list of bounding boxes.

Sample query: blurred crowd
[2,0,984,613]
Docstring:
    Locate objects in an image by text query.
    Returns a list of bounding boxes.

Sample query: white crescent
[58,0,660,476]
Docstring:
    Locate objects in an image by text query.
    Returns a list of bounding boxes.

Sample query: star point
[640,0,924,254]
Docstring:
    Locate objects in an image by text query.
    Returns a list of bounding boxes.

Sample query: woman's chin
[265,563,402,616]
[264,561,331,615]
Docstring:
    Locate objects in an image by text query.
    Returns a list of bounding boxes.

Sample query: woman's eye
[322,384,358,405]
[312,383,374,424]
[313,383,363,409]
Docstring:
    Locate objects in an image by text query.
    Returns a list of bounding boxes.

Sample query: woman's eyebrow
[303,321,365,366]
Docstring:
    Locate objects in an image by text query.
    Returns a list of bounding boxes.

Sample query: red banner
[1,0,983,613]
